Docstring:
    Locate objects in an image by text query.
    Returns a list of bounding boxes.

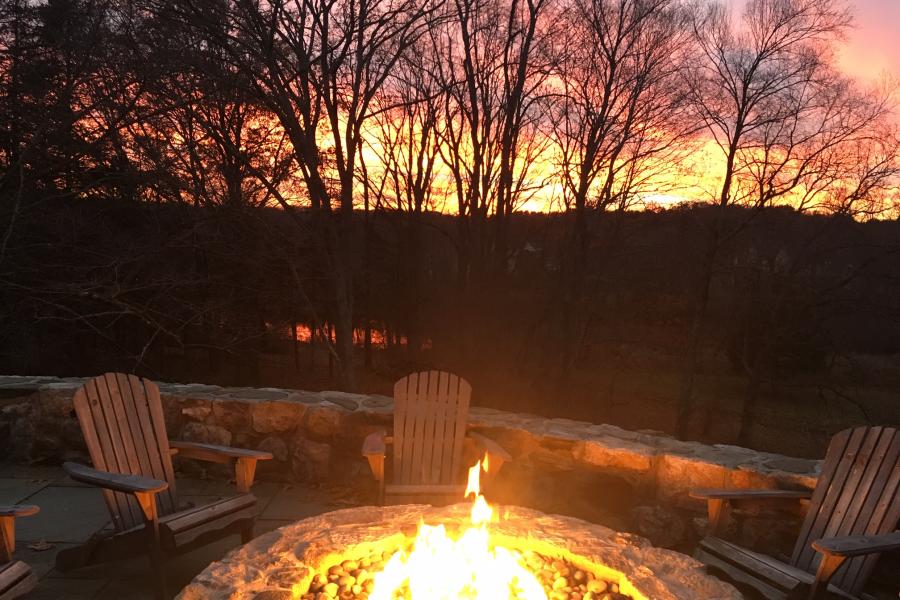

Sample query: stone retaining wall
[0,375,820,553]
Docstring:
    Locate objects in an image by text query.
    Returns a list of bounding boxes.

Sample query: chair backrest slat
[73,374,178,531]
[78,378,140,528]
[449,375,471,482]
[394,372,414,483]
[844,433,900,592]
[405,374,429,484]
[417,373,440,485]
[429,371,450,484]
[790,426,899,595]
[393,371,471,486]
[439,373,463,482]
[136,375,178,514]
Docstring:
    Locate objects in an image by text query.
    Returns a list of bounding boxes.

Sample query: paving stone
[260,487,338,521]
[92,580,156,600]
[44,554,159,597]
[17,486,110,543]
[13,541,74,578]
[0,464,66,481]
[0,477,49,504]
[254,518,294,536]
[173,478,281,500]
[27,576,108,600]
[43,553,148,581]
[52,476,94,488]
[93,536,243,600]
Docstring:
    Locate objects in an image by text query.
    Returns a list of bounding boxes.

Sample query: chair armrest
[63,462,167,524]
[0,505,40,562]
[63,462,168,494]
[169,440,273,462]
[467,431,511,485]
[813,531,900,558]
[467,431,512,463]
[169,441,273,494]
[0,505,39,518]
[806,532,900,600]
[690,488,813,501]
[690,488,812,537]
[362,431,390,503]
[362,431,389,457]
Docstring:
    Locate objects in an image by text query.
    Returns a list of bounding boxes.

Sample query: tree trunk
[676,230,718,439]
[325,199,356,390]
[736,371,761,446]
[291,319,300,372]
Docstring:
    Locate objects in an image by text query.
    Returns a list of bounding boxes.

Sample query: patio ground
[0,463,362,599]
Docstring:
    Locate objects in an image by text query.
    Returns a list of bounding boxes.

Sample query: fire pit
[177,503,738,600]
[178,463,739,600]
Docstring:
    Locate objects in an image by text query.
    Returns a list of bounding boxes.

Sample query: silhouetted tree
[548,0,695,375]
[677,0,856,438]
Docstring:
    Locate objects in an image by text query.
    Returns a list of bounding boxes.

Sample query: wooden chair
[692,426,899,600]
[0,505,39,600]
[362,371,510,505]
[55,373,273,600]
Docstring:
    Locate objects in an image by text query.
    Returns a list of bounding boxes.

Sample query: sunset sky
[725,0,900,82]
[628,0,900,212]
[834,0,900,81]
[350,0,900,214]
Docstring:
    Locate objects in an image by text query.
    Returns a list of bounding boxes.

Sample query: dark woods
[1,0,899,456]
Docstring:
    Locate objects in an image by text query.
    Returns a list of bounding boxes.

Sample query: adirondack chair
[692,426,900,600]
[55,373,273,600]
[362,371,511,505]
[0,505,39,600]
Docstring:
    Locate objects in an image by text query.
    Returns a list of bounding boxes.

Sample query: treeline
[1,0,899,446]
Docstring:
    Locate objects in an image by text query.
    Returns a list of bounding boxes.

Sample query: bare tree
[547,0,695,374]
[677,0,854,438]
[731,108,900,445]
[552,0,693,236]
[433,0,554,287]
[361,36,447,359]
[160,0,439,388]
[126,17,297,209]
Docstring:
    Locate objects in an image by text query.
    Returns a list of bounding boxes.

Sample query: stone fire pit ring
[178,504,739,600]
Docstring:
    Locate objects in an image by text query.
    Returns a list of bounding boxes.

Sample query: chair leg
[149,544,167,600]
[144,513,166,600]
[808,554,846,600]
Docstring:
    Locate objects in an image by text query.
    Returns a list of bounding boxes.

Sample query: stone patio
[0,463,359,599]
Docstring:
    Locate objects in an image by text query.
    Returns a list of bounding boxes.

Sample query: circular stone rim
[176,504,740,600]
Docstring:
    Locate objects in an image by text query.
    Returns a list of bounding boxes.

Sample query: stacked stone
[299,550,631,600]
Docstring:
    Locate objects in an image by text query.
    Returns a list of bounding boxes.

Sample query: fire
[369,458,547,600]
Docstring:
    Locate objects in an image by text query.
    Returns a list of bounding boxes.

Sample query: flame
[465,459,482,500]
[369,456,547,600]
